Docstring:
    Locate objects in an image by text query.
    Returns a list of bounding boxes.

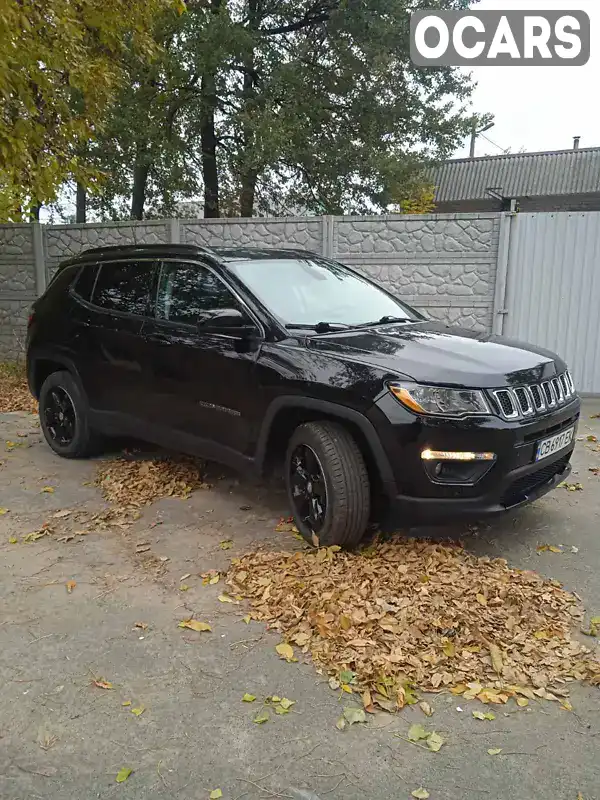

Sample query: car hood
[305,322,563,388]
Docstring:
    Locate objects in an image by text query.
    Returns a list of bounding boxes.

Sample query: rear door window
[92,261,156,317]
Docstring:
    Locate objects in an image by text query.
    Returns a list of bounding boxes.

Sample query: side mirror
[198,308,258,337]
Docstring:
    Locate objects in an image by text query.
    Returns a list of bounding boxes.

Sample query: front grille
[502,456,570,507]
[491,371,575,421]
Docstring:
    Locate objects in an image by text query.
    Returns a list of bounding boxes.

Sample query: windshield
[227,256,421,328]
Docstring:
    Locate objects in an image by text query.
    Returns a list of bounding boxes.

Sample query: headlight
[389,382,490,417]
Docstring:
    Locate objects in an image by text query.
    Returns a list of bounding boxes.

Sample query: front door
[141,259,263,459]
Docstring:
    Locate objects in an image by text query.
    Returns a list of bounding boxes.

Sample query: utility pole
[469,121,495,158]
[469,121,477,158]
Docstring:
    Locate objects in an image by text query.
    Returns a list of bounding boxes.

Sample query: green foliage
[0,0,183,221]
[19,0,483,219]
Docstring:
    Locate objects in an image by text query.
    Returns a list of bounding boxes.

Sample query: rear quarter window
[72,263,99,302]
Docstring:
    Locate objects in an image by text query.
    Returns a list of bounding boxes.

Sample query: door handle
[146,333,172,346]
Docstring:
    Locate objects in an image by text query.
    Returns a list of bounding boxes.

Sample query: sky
[453,0,600,158]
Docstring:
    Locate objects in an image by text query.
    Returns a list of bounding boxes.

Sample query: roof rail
[77,243,218,258]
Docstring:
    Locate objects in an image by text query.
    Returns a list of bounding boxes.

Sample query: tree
[82,0,484,219]
[222,0,479,216]
[0,0,184,221]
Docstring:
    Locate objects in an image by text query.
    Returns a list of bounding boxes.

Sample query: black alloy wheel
[43,386,77,447]
[38,370,99,458]
[285,421,371,549]
[289,444,328,535]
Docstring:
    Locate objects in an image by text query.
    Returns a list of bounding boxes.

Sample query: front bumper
[372,394,580,524]
[392,454,572,523]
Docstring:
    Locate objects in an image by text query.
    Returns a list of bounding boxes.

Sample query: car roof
[68,243,315,266]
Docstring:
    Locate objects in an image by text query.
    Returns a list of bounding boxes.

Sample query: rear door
[141,259,263,457]
[74,259,158,423]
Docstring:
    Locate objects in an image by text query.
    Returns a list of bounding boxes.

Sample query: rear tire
[39,370,98,458]
[285,421,370,549]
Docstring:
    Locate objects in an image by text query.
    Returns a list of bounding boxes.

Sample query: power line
[480,133,510,154]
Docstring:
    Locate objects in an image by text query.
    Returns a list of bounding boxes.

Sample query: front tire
[285,421,370,549]
[39,370,97,458]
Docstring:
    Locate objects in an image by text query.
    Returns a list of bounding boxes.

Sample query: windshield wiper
[286,322,351,333]
[353,315,412,329]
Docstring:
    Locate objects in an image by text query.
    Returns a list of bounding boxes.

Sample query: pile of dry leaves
[0,363,37,414]
[95,455,209,507]
[227,540,600,711]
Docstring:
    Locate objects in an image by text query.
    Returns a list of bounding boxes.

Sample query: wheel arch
[28,349,82,398]
[254,396,396,500]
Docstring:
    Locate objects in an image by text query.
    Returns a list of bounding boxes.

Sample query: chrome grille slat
[542,380,556,407]
[493,389,518,419]
[529,384,545,411]
[552,377,564,403]
[514,387,534,416]
[491,372,576,420]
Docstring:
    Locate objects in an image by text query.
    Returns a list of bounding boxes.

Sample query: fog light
[421,449,495,462]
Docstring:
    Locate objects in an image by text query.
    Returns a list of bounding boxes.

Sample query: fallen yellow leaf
[275,642,296,662]
[8,536,18,544]
[116,767,132,783]
[0,507,8,515]
[131,706,145,716]
[242,693,256,702]
[487,748,503,756]
[210,791,223,800]
[443,640,455,657]
[66,580,76,593]
[41,486,55,494]
[178,619,211,632]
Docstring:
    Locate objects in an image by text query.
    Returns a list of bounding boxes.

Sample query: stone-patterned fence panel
[0,225,37,360]
[181,217,325,253]
[44,220,171,277]
[0,213,503,361]
[334,214,499,331]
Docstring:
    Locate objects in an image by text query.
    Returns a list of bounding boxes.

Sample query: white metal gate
[503,212,600,395]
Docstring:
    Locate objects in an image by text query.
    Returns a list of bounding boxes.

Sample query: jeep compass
[26,244,579,548]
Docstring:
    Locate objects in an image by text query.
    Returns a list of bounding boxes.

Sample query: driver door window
[156,261,241,326]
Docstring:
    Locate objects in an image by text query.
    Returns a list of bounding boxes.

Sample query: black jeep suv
[26,244,579,547]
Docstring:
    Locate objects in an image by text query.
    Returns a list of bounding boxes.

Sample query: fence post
[321,215,334,258]
[169,218,181,244]
[32,221,46,296]
[492,212,516,336]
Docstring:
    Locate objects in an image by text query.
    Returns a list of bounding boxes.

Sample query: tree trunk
[239,0,259,218]
[76,183,86,223]
[30,203,41,221]
[131,144,150,220]
[201,72,219,218]
[239,170,257,217]
[201,0,222,218]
